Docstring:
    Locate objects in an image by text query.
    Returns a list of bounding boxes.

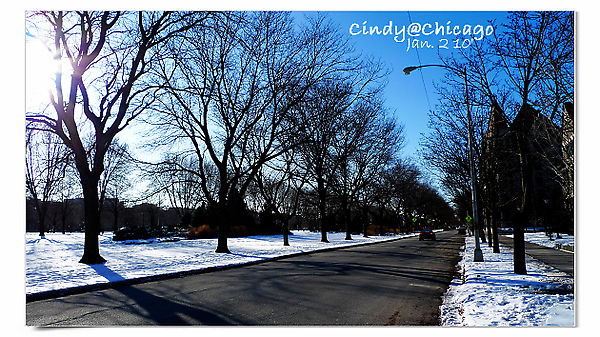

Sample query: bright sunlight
[25,37,66,111]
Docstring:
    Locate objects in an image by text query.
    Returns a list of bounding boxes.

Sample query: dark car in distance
[419,229,436,241]
[113,226,152,241]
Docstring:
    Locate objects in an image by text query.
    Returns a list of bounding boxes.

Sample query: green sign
[465,215,472,222]
[412,217,417,223]
[427,220,431,224]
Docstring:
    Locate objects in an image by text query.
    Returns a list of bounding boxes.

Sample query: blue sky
[313,11,510,161]
[25,11,509,162]
[24,10,512,188]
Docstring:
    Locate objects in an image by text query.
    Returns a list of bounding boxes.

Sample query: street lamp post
[403,64,484,262]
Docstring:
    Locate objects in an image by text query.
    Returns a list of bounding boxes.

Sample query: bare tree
[383,159,422,233]
[253,151,308,246]
[493,12,574,111]
[26,11,208,264]
[26,129,72,237]
[490,11,574,274]
[97,138,134,232]
[330,98,404,240]
[419,79,490,223]
[55,161,81,234]
[149,152,209,226]
[293,80,351,243]
[147,12,370,252]
[292,43,391,242]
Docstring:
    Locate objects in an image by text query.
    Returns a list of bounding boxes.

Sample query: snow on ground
[522,232,575,251]
[440,233,574,326]
[25,230,575,326]
[25,230,408,296]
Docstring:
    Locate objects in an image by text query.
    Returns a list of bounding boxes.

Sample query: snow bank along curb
[26,232,418,303]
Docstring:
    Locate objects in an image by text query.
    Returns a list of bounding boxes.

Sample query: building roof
[485,101,509,136]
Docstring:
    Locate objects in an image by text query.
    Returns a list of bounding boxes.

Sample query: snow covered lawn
[26,230,410,296]
[440,234,575,326]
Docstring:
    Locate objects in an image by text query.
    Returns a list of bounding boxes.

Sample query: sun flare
[25,38,65,110]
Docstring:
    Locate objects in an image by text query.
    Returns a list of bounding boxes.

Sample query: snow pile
[440,235,574,326]
[25,231,409,296]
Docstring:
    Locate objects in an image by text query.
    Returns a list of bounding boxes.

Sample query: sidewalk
[440,235,575,326]
[497,235,574,276]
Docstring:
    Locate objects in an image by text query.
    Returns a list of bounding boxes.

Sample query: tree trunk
[283,220,290,246]
[378,204,384,236]
[478,203,487,244]
[491,208,500,254]
[513,137,530,275]
[317,178,329,243]
[215,214,230,253]
[513,211,527,274]
[215,186,231,253]
[362,206,369,238]
[79,177,106,264]
[34,199,47,238]
[319,199,328,243]
[343,198,352,240]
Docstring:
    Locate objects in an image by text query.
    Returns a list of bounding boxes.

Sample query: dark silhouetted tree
[26,11,209,263]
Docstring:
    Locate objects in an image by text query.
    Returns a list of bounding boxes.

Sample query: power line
[406,11,433,113]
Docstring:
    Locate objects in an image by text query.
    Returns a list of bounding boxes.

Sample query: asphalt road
[26,231,464,326]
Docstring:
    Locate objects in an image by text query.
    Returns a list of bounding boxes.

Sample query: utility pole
[404,64,483,262]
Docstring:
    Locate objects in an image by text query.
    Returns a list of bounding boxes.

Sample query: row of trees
[419,11,574,274]
[26,11,456,264]
[26,129,455,240]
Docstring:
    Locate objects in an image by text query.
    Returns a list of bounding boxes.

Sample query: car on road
[419,229,436,241]
[457,227,466,235]
[113,226,152,241]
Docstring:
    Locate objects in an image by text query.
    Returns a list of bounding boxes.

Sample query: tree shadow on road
[111,285,248,325]
[67,264,249,325]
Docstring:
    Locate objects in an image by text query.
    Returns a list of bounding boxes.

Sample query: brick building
[480,102,574,235]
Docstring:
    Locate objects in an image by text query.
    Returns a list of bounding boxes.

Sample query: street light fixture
[403,66,419,75]
[403,64,484,262]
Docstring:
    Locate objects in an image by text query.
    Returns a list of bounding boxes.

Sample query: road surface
[26,231,464,326]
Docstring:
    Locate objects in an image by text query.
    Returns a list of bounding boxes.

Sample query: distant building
[480,103,574,234]
[561,102,575,215]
